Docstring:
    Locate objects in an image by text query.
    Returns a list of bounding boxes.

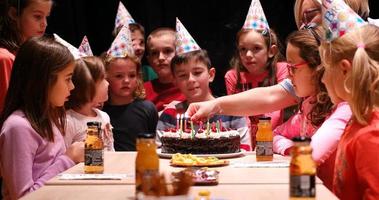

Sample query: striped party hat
[175,18,201,55]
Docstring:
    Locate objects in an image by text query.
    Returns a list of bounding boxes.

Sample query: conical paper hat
[78,36,93,56]
[114,1,135,32]
[54,34,85,59]
[242,0,269,33]
[107,25,134,58]
[175,18,201,55]
[322,0,366,41]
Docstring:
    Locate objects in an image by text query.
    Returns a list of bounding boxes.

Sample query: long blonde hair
[320,24,379,125]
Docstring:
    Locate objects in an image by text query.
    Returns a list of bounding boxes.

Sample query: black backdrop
[46,0,379,96]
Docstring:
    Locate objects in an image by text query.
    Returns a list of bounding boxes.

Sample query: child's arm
[310,102,351,164]
[0,122,75,199]
[273,112,302,155]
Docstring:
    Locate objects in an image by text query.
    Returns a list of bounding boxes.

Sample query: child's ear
[339,59,352,75]
[208,67,216,82]
[268,44,278,58]
[8,7,18,21]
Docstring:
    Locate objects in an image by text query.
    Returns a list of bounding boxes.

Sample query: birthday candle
[184,113,187,131]
[176,114,180,130]
[190,120,195,139]
[180,114,183,133]
[206,119,210,135]
[219,119,223,131]
[216,120,220,133]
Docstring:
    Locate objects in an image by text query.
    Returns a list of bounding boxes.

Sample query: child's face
[131,30,145,62]
[92,78,109,108]
[286,43,316,98]
[147,34,176,79]
[322,61,348,103]
[238,30,273,74]
[173,59,215,103]
[107,58,138,99]
[49,62,75,107]
[16,0,52,42]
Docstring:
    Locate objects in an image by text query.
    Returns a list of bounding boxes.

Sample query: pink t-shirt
[224,62,288,129]
[274,101,352,190]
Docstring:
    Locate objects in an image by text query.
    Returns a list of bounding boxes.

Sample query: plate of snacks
[172,168,219,185]
[170,153,229,167]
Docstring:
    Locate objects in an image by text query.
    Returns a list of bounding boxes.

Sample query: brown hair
[0,0,52,52]
[103,55,146,100]
[0,36,74,141]
[65,56,106,110]
[230,28,284,91]
[146,27,175,54]
[294,0,369,29]
[171,49,212,74]
[320,24,379,125]
[287,26,334,127]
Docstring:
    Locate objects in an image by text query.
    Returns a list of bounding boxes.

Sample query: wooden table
[21,151,337,199]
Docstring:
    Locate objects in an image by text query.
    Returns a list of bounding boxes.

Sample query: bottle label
[290,175,316,197]
[256,141,273,156]
[85,149,103,166]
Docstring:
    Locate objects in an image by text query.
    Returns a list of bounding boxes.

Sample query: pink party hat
[242,0,270,33]
[322,0,366,41]
[107,26,134,58]
[114,1,135,31]
[78,36,93,56]
[54,34,86,59]
[175,18,201,55]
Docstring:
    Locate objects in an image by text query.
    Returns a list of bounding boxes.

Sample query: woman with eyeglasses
[294,0,369,29]
[273,26,352,190]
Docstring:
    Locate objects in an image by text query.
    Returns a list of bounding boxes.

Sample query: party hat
[54,34,85,59]
[242,0,270,33]
[175,18,201,55]
[114,1,135,32]
[107,25,134,58]
[78,36,93,56]
[322,0,366,42]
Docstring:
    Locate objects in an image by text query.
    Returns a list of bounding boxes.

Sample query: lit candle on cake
[176,114,180,130]
[179,114,183,134]
[184,113,188,131]
[190,120,195,139]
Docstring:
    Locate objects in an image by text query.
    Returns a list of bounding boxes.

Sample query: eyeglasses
[301,7,321,27]
[286,61,308,76]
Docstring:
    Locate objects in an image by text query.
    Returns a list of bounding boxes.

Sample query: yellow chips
[171,153,224,166]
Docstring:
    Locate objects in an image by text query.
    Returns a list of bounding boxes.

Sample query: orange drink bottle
[84,121,104,174]
[289,136,316,200]
[255,116,273,161]
[135,133,159,197]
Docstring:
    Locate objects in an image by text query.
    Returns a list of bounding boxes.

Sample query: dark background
[46,0,379,97]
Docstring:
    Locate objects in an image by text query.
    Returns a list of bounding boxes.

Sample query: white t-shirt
[65,108,115,151]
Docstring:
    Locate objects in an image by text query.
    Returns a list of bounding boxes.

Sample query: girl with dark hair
[0,0,52,113]
[0,37,83,199]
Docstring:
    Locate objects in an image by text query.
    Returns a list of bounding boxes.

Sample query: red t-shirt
[143,79,186,112]
[333,110,379,200]
[0,48,15,114]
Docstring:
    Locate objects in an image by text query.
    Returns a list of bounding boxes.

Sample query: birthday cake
[160,120,241,154]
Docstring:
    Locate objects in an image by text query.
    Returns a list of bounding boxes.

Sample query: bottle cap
[258,116,271,121]
[87,121,101,127]
[137,132,155,139]
[292,136,311,142]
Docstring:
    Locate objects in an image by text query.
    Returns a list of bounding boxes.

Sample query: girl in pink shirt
[0,37,84,200]
[273,26,352,190]
[320,24,379,200]
[225,3,287,149]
